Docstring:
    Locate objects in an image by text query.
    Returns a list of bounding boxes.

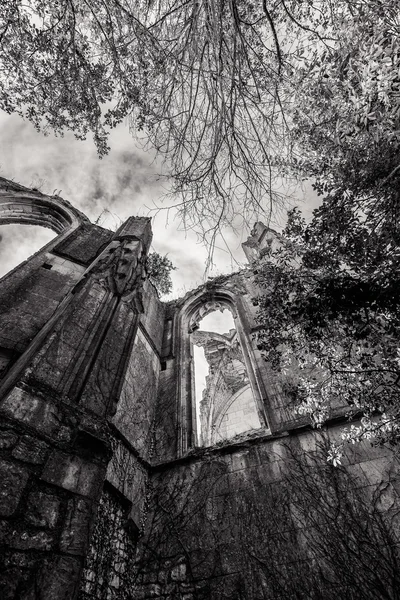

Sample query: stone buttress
[0,178,160,599]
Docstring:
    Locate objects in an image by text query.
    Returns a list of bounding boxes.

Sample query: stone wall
[0,395,111,600]
[133,428,400,600]
[1,179,400,600]
[0,180,113,380]
[0,182,158,600]
[79,484,138,600]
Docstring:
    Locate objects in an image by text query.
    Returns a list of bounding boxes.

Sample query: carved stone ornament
[92,239,146,311]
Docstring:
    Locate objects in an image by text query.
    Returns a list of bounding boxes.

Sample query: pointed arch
[175,284,271,455]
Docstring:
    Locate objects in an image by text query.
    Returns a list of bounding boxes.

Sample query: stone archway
[0,176,89,233]
[175,286,270,455]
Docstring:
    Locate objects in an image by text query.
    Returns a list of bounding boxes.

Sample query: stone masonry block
[0,519,11,540]
[257,439,289,464]
[228,468,261,491]
[41,451,103,497]
[25,491,61,529]
[344,440,395,465]
[246,447,261,468]
[0,430,18,450]
[0,459,29,516]
[170,563,187,581]
[256,460,283,485]
[359,457,394,486]
[12,436,49,465]
[60,497,92,555]
[9,529,54,551]
[21,556,81,600]
[298,432,319,454]
[229,452,248,472]
[0,568,20,600]
[346,463,370,487]
[375,482,397,512]
[0,388,62,438]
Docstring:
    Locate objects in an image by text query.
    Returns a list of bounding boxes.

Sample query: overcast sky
[0,111,322,296]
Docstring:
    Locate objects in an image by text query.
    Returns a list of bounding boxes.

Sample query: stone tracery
[192,328,261,445]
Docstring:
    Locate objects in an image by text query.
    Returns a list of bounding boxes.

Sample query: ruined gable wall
[0,181,163,600]
[133,261,400,600]
[152,269,309,465]
[0,180,114,378]
[134,428,400,600]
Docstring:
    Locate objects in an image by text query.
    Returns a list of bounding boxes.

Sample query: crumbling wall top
[0,176,90,233]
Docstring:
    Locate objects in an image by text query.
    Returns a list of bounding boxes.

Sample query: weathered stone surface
[0,430,18,450]
[0,264,80,355]
[22,556,81,600]
[375,482,397,512]
[138,583,162,598]
[3,551,40,569]
[0,519,11,540]
[53,223,113,266]
[359,457,393,485]
[112,327,159,456]
[25,491,61,529]
[9,529,54,551]
[139,279,166,354]
[0,459,29,516]
[170,563,187,582]
[0,388,62,437]
[0,553,38,600]
[57,426,73,443]
[12,436,49,464]
[26,282,109,396]
[60,497,92,555]
[107,441,148,525]
[0,568,21,600]
[41,451,103,497]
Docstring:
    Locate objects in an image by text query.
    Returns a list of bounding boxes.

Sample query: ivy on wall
[79,485,138,600]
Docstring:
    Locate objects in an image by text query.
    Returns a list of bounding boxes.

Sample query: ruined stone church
[0,177,399,600]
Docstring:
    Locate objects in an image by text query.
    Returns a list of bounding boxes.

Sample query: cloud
[0,111,322,295]
[0,224,55,278]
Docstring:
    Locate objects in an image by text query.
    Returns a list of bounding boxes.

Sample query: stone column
[0,217,152,599]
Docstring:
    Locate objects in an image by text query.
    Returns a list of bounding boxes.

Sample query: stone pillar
[0,217,152,599]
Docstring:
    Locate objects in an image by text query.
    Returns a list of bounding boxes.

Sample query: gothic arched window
[176,288,270,455]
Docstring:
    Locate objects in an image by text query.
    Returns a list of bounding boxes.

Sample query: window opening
[192,308,262,446]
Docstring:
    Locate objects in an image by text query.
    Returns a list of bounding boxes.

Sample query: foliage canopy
[146,251,175,296]
[254,198,400,457]
[2,0,399,243]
